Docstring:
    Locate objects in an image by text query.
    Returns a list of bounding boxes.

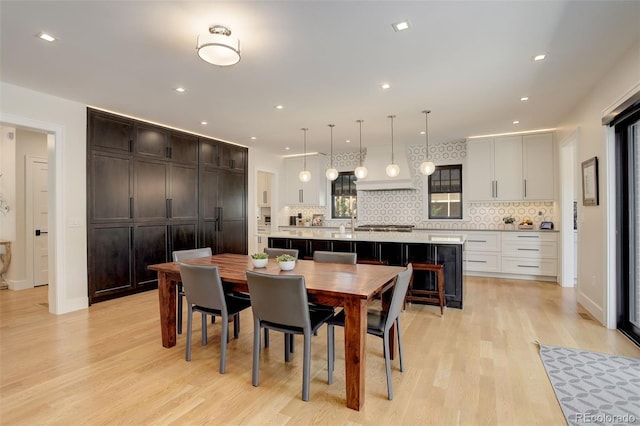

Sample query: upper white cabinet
[257,171,271,207]
[283,154,327,206]
[467,133,554,202]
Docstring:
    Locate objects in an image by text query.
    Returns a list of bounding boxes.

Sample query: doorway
[26,156,49,287]
[560,131,578,287]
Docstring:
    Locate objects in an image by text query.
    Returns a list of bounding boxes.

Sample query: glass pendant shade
[299,170,311,182]
[420,161,436,175]
[325,168,339,181]
[386,163,400,177]
[354,166,368,179]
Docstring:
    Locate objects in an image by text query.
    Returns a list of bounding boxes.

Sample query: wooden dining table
[148,253,406,411]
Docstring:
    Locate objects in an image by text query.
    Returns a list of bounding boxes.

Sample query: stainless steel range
[355,224,414,232]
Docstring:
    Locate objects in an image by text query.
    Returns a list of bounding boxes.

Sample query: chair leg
[201,313,208,345]
[327,324,334,384]
[186,305,193,361]
[219,314,228,374]
[233,313,240,339]
[284,333,291,362]
[264,329,270,348]
[177,288,183,335]
[383,331,393,400]
[252,318,261,387]
[290,333,295,354]
[397,318,404,372]
[302,332,311,401]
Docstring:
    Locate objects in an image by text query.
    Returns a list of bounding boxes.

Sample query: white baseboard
[577,290,605,326]
[55,296,89,314]
[8,279,32,291]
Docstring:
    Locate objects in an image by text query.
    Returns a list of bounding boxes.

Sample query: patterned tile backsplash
[284,141,557,230]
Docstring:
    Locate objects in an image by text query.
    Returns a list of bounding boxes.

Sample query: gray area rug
[537,342,640,425]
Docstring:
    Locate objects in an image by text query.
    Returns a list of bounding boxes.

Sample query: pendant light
[386,115,400,177]
[325,124,339,181]
[419,110,436,175]
[299,128,311,182]
[354,119,368,179]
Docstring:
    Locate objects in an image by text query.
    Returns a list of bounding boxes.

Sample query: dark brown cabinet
[87,109,247,304]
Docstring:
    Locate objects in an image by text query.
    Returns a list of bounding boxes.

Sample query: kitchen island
[268,230,465,308]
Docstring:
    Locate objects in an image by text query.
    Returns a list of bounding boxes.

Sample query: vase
[251,258,268,268]
[279,260,296,271]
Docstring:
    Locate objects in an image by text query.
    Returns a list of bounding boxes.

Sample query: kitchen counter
[269,230,466,245]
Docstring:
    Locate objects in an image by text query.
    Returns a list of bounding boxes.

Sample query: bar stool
[406,262,445,316]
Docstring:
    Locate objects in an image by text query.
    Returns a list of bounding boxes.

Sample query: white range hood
[355,145,416,191]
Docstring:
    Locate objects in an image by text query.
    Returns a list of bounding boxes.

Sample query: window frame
[330,171,357,219]
[426,164,464,220]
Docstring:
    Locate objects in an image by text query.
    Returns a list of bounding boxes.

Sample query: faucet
[351,213,356,234]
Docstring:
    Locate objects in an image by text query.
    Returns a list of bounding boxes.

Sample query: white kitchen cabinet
[463,232,501,273]
[257,172,271,207]
[467,133,554,202]
[501,232,557,276]
[283,154,327,206]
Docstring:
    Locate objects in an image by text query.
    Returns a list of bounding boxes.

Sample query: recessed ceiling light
[175,87,185,93]
[520,96,529,101]
[274,105,284,110]
[36,32,56,42]
[345,139,351,143]
[201,121,207,125]
[533,54,546,61]
[284,146,290,150]
[381,83,391,90]
[392,21,410,32]
[419,131,426,135]
[513,120,520,125]
[250,136,257,140]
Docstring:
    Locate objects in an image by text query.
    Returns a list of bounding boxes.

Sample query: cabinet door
[134,158,168,221]
[199,168,220,252]
[284,156,326,206]
[219,171,247,254]
[493,136,523,200]
[169,132,198,165]
[169,222,198,253]
[134,124,169,159]
[169,164,198,221]
[523,133,554,200]
[378,242,404,266]
[134,224,168,289]
[220,144,246,171]
[88,110,133,153]
[200,138,219,167]
[89,151,132,222]
[466,138,494,201]
[88,225,133,303]
[434,244,463,308]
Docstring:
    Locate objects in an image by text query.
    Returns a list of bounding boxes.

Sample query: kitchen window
[331,172,357,219]
[428,164,463,219]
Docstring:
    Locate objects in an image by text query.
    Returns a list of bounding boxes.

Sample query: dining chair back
[263,247,299,259]
[179,263,252,373]
[172,247,212,335]
[246,270,333,401]
[327,263,413,400]
[313,250,357,264]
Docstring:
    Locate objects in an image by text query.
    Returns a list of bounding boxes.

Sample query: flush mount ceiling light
[299,128,311,182]
[196,25,240,67]
[381,83,391,90]
[354,120,368,179]
[533,53,546,61]
[325,124,339,181]
[419,110,435,176]
[386,115,400,178]
[392,21,410,32]
[36,32,56,42]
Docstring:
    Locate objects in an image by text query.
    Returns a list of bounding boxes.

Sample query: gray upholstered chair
[178,263,252,373]
[173,247,213,334]
[263,247,299,259]
[327,263,413,400]
[246,270,334,401]
[312,250,357,264]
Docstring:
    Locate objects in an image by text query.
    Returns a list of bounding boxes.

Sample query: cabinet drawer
[502,232,557,244]
[501,257,557,276]
[501,241,557,259]
[464,252,500,272]
[464,233,500,251]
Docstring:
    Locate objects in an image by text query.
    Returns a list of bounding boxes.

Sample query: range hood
[355,145,416,191]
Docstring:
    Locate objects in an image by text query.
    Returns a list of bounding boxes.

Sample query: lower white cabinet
[464,232,501,273]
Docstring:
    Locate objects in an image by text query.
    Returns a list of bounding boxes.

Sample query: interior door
[29,158,48,286]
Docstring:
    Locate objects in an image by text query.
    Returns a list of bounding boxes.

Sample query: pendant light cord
[357,120,363,166]
[301,127,308,169]
[388,115,396,163]
[328,124,334,168]
[422,110,431,160]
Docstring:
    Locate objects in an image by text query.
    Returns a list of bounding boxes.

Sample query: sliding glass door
[615,103,640,346]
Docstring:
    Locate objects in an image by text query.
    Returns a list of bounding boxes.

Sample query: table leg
[343,297,367,411]
[157,272,177,348]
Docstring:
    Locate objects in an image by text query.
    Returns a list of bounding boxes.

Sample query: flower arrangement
[276,254,296,270]
[503,215,516,225]
[276,254,296,263]
[251,252,268,260]
[250,252,269,268]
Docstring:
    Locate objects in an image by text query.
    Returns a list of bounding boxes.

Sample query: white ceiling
[1,1,639,155]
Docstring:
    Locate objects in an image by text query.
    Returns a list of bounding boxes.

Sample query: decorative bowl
[278,260,296,271]
[251,258,268,268]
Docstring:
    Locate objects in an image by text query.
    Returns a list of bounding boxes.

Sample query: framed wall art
[581,156,599,206]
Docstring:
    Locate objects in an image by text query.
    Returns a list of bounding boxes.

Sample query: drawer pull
[467,239,487,243]
[467,260,487,263]
[517,265,539,269]
[517,235,539,238]
[517,248,539,251]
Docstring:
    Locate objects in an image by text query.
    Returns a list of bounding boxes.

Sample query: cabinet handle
[523,179,527,197]
[467,239,487,243]
[494,181,498,198]
[517,235,539,238]
[517,265,539,269]
[230,159,235,169]
[218,207,223,231]
[166,199,171,218]
[299,189,303,203]
[517,248,539,251]
[128,139,133,153]
[263,190,267,204]
[467,260,487,263]
[258,236,262,244]
[168,147,173,159]
[129,197,134,218]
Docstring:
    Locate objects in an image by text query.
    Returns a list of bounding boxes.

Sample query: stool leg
[438,268,445,316]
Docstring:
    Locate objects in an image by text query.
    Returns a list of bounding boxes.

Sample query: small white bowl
[278,260,296,271]
[251,258,268,268]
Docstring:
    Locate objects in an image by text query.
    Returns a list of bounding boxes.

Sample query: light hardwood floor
[1,277,639,425]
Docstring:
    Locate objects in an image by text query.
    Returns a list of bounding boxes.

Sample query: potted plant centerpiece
[276,254,296,271]
[503,215,516,229]
[250,252,269,268]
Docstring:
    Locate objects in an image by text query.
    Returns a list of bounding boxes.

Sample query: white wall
[554,40,640,326]
[0,82,88,313]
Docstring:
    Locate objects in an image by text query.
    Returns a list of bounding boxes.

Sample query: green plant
[276,254,296,262]
[503,215,515,224]
[251,252,268,260]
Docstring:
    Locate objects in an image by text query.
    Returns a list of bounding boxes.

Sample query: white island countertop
[268,230,466,245]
